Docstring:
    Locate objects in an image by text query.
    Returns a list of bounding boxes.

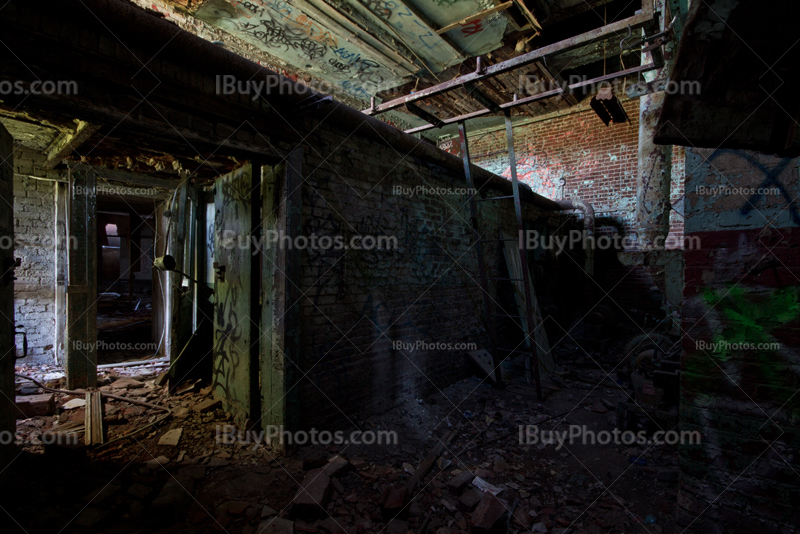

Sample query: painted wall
[679,148,800,532]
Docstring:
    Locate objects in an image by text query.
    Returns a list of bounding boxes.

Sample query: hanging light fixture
[591,83,630,126]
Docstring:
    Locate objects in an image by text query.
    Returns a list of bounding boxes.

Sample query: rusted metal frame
[405,88,563,134]
[404,62,655,134]
[365,6,653,115]
[463,82,501,114]
[504,112,542,400]
[405,103,445,128]
[568,63,655,90]
[457,122,503,388]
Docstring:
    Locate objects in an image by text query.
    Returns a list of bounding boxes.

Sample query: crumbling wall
[679,148,800,533]
[12,148,58,364]
[297,126,561,427]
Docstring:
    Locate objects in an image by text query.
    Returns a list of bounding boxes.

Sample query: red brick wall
[448,100,686,312]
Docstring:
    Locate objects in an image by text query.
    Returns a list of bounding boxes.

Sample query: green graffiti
[700,286,799,361]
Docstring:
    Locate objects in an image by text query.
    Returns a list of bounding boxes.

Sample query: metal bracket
[621,15,677,55]
[15,327,27,359]
[2,257,20,287]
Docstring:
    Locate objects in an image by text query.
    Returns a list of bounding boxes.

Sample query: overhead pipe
[555,199,595,278]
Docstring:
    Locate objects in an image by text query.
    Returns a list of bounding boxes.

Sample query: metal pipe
[555,199,595,278]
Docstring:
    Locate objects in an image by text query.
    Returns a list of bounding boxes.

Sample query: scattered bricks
[458,487,484,512]
[470,493,508,534]
[110,377,144,390]
[386,519,409,534]
[447,471,474,494]
[303,450,329,470]
[192,398,222,413]
[15,393,55,418]
[318,517,345,534]
[657,469,679,482]
[290,468,332,520]
[321,455,350,478]
[152,475,194,509]
[380,486,409,519]
[258,516,294,534]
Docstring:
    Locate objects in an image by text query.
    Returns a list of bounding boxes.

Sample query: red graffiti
[461,19,483,35]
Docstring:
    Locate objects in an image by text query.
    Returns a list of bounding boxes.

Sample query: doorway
[95,198,158,365]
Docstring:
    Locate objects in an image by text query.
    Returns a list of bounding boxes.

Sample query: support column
[54,182,68,365]
[0,124,17,464]
[66,165,98,390]
[636,0,672,249]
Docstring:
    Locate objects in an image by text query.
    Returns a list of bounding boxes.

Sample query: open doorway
[95,197,158,365]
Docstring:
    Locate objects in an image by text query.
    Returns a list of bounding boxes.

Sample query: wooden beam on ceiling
[91,166,180,190]
[44,121,100,169]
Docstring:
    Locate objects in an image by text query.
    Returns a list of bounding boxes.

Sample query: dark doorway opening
[95,197,159,365]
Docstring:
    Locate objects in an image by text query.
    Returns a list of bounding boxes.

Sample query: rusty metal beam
[365,6,654,116]
[405,63,654,134]
[405,103,445,129]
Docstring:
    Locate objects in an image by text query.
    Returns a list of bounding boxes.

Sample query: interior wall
[680,147,800,532]
[12,147,59,364]
[296,123,565,428]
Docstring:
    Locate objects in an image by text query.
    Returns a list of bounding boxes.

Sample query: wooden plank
[501,236,555,374]
[44,121,100,169]
[84,391,104,445]
[512,0,542,31]
[91,166,179,190]
[65,165,97,390]
[54,182,68,365]
[405,429,458,492]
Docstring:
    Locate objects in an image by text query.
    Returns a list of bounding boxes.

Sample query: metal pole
[457,122,503,387]
[504,111,543,400]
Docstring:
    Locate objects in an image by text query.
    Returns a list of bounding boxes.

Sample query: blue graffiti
[708,149,800,225]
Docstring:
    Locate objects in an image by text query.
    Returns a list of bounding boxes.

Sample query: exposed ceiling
[130,0,660,133]
[0,0,667,186]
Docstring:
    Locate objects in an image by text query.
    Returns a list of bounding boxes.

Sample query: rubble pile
[7,364,679,534]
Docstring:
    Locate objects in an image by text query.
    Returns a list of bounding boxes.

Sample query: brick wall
[679,148,800,533]
[12,148,58,364]
[447,99,686,314]
[297,125,565,427]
